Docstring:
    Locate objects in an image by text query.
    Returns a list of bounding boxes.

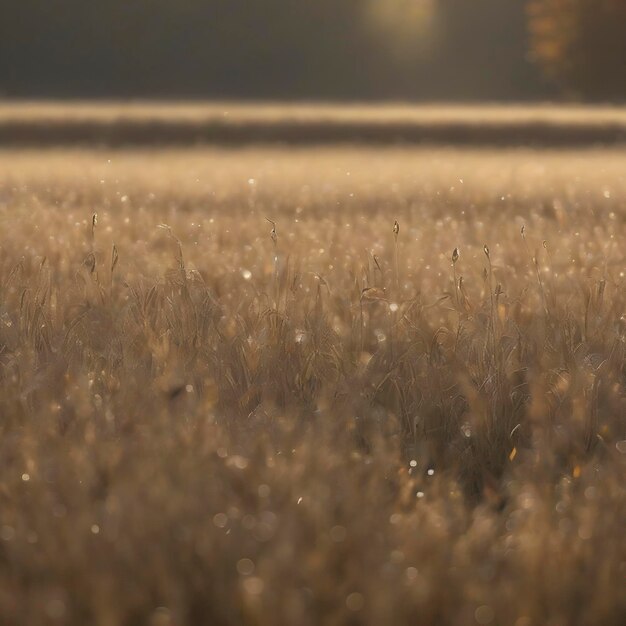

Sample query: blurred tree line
[0,0,623,100]
[527,0,626,100]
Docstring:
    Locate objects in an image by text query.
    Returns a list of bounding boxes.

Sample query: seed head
[452,247,459,264]
[84,252,96,274]
[393,220,399,236]
[361,286,386,302]
[265,217,277,245]
[483,244,490,259]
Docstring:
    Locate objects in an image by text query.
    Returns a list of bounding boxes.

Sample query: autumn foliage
[527,0,626,99]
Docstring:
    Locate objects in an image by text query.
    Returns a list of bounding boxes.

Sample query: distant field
[1,101,625,146]
[0,128,625,625]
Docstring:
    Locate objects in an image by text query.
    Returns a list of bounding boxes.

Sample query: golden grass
[2,101,626,126]
[0,144,625,625]
[1,102,625,148]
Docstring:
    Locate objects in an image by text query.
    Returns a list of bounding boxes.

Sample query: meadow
[1,102,625,146]
[0,122,625,625]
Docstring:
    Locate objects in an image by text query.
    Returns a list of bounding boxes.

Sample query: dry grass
[3,101,626,125]
[1,102,625,147]
[0,144,625,626]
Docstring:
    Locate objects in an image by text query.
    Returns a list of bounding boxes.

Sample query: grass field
[0,108,625,625]
[1,101,625,146]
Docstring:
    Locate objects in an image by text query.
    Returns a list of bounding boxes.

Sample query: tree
[527,0,626,100]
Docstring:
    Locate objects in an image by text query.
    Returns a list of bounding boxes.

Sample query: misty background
[1,0,625,102]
